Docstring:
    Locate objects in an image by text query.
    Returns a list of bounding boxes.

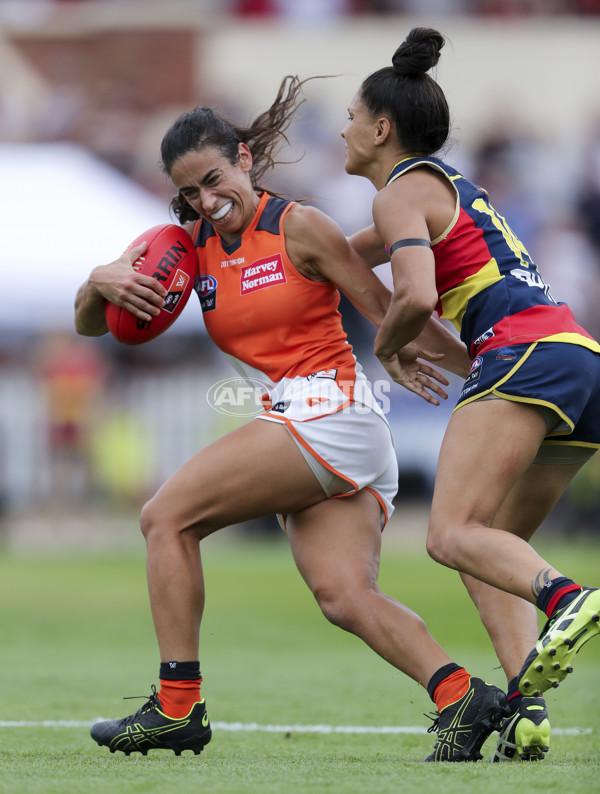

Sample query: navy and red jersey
[386,157,600,359]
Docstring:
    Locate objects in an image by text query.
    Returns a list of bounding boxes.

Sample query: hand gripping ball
[105,224,197,344]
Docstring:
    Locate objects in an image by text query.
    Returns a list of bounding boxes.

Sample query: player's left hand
[378,343,449,405]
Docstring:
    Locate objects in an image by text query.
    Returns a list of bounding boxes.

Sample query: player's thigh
[430,398,549,530]
[145,418,328,535]
[494,460,586,540]
[286,489,383,594]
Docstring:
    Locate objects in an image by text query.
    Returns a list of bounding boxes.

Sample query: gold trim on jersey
[387,158,460,243]
[440,258,503,329]
[453,341,586,438]
[537,332,600,354]
[541,439,600,449]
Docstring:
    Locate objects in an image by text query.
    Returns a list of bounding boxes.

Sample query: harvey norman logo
[240,254,287,295]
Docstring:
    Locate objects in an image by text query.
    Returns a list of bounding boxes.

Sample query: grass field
[0,518,599,793]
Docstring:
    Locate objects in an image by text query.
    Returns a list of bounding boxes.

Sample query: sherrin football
[105,224,197,344]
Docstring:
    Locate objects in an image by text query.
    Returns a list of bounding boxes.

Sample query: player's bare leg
[140,419,328,660]
[428,400,590,760]
[287,491,509,761]
[91,419,329,756]
[459,460,583,679]
[426,400,567,597]
[287,490,451,683]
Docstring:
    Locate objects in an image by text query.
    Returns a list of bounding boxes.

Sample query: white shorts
[259,370,398,527]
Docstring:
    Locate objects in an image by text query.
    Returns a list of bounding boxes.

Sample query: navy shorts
[456,342,600,459]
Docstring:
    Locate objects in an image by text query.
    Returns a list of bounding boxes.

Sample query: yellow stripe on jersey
[471,198,531,269]
[538,332,600,354]
[439,258,503,328]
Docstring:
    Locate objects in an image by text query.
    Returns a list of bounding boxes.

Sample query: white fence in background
[0,369,238,511]
[0,366,453,513]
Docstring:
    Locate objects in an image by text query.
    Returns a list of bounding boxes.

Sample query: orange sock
[432,668,471,712]
[158,678,202,718]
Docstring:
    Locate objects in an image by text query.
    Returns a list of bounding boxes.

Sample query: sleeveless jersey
[386,157,600,359]
[192,192,359,392]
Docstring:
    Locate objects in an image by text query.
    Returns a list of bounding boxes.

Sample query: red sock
[158,677,202,718]
[432,668,471,712]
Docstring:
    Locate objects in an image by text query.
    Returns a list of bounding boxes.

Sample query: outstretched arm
[283,204,451,405]
[348,221,470,380]
[347,224,387,268]
[284,204,391,326]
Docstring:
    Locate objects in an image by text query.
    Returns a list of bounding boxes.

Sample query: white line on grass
[0,720,592,736]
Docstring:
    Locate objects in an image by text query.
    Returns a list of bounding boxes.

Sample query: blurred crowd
[2,0,600,18]
[233,0,600,16]
[1,7,600,535]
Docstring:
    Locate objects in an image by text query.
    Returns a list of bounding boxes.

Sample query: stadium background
[1,0,600,548]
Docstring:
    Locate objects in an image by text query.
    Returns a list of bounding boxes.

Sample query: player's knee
[425,522,453,566]
[140,494,212,542]
[140,495,172,541]
[317,596,355,631]
[140,497,155,540]
[313,582,365,632]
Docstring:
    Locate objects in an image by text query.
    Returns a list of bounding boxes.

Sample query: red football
[105,224,197,344]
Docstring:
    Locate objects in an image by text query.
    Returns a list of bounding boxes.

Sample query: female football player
[344,26,600,762]
[75,74,508,761]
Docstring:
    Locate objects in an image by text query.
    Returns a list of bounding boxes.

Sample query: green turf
[0,525,599,793]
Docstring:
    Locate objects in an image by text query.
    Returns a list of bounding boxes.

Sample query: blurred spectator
[576,115,600,256]
[273,0,354,20]
[89,405,157,510]
[470,120,553,249]
[534,214,600,340]
[230,0,277,14]
[396,0,471,14]
[232,0,356,15]
[35,332,108,508]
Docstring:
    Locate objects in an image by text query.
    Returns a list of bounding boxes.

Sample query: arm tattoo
[531,568,553,599]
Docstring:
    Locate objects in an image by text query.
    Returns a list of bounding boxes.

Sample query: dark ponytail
[360,27,450,155]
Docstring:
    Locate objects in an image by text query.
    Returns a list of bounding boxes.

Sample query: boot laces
[118,684,161,726]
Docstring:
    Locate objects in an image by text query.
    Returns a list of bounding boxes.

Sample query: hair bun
[392,27,445,77]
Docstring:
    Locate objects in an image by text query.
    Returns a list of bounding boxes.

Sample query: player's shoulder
[284,202,339,239]
[376,165,448,217]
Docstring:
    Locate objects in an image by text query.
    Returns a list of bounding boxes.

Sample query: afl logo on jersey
[464,355,483,387]
[195,274,217,312]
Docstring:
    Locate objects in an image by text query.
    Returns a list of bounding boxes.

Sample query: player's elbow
[74,285,108,337]
[390,289,435,328]
[74,311,108,337]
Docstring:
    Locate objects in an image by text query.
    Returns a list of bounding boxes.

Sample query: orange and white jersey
[191,191,396,524]
[192,192,364,400]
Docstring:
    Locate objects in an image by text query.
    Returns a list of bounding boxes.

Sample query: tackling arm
[284,204,451,405]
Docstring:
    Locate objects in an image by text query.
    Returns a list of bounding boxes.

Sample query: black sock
[426,662,462,701]
[507,675,521,709]
[535,576,581,617]
[507,676,520,700]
